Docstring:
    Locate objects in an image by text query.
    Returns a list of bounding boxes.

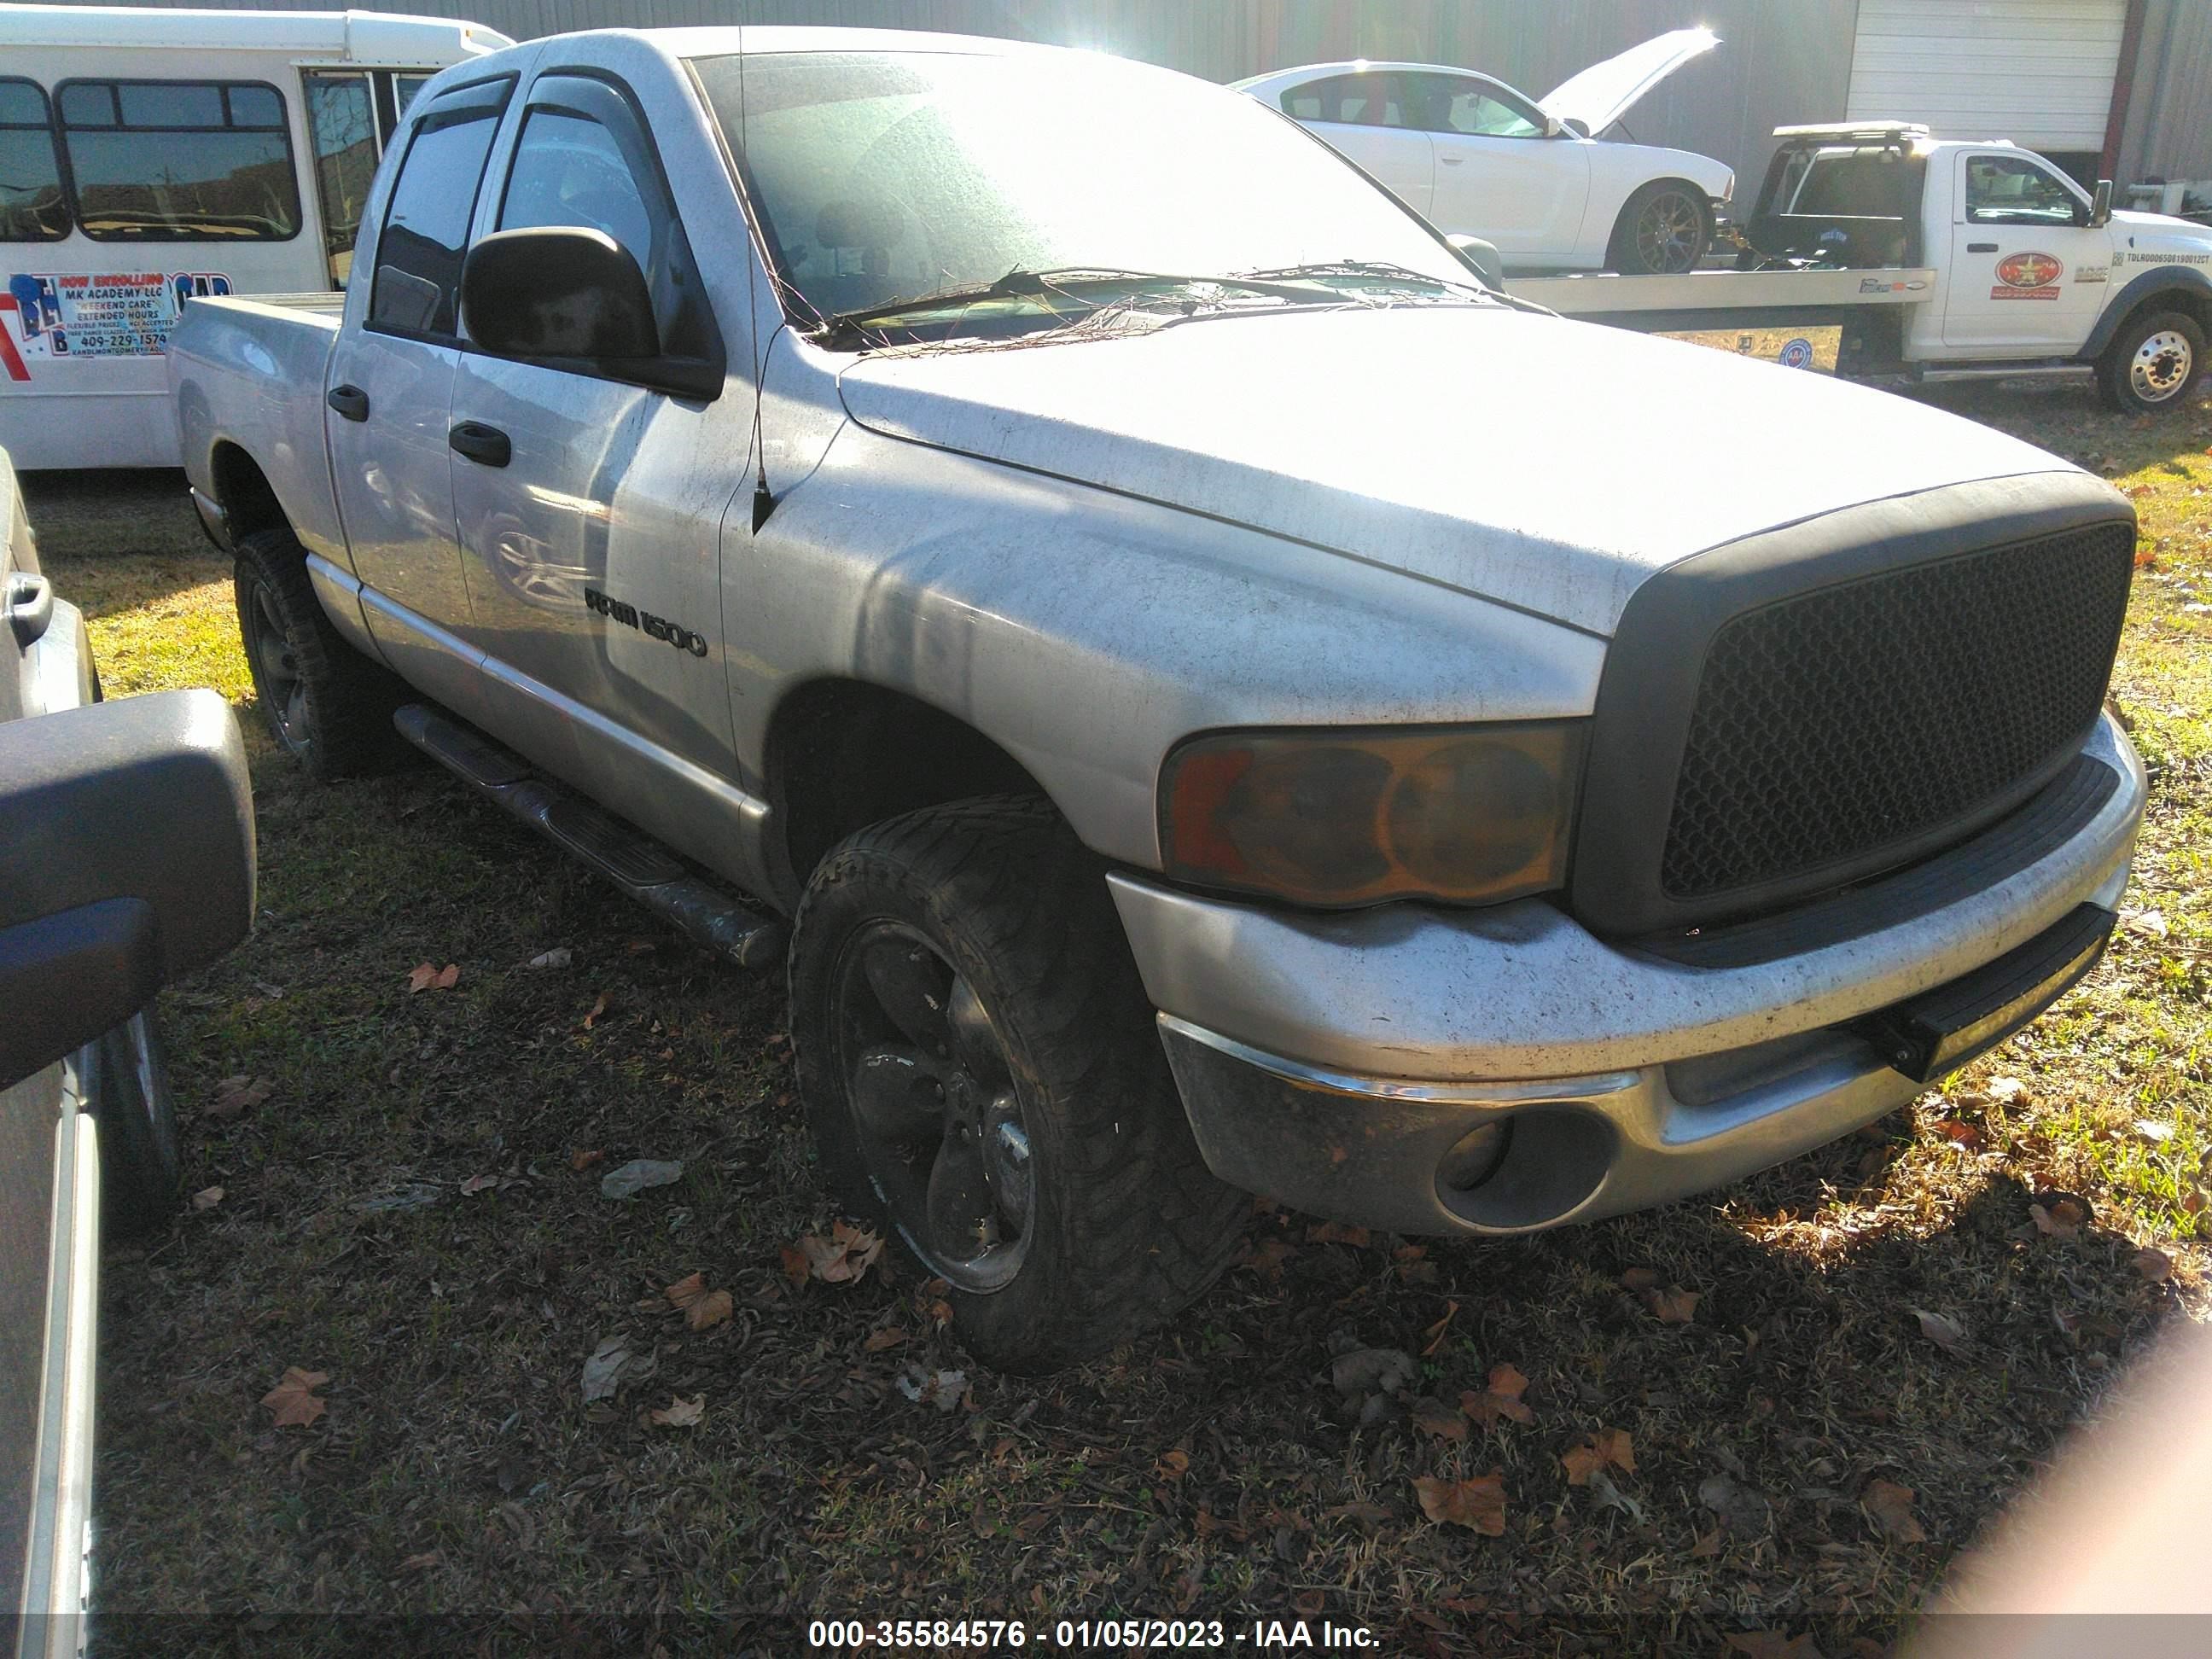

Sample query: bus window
[0,79,68,241]
[58,78,300,241]
[304,71,376,284]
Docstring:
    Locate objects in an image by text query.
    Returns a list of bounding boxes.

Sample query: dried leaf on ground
[863,1325,908,1353]
[407,963,459,994]
[206,1075,271,1122]
[793,1220,887,1284]
[260,1366,329,1428]
[579,1334,634,1403]
[1421,1300,1458,1355]
[527,947,573,969]
[599,1158,684,1200]
[2132,1247,2174,1283]
[458,1173,501,1196]
[895,1365,968,1412]
[1462,1362,1535,1429]
[1410,1397,1470,1443]
[1620,1266,1661,1289]
[1862,1478,1927,1544]
[1912,1308,1970,1353]
[1640,1285,1702,1324]
[1155,1449,1190,1481]
[1412,1473,1507,1535]
[1937,1119,1984,1150]
[569,1148,604,1172]
[648,1394,704,1429]
[580,992,609,1029]
[190,1185,224,1211]
[1330,1348,1416,1403]
[661,1272,734,1331]
[1586,1466,1646,1524]
[777,1246,811,1286]
[1987,1076,2030,1106]
[2028,1192,2091,1240]
[1305,1221,1371,1247]
[1561,1427,1635,1486]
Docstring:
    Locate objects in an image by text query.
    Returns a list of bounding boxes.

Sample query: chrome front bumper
[1109,714,2144,1235]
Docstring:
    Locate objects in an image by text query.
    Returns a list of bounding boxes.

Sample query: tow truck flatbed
[1505,266,1937,331]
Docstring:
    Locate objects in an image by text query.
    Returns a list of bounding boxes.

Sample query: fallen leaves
[1412,1472,1507,1535]
[527,947,573,970]
[190,1185,224,1211]
[1621,1267,1700,1324]
[1912,1308,1970,1354]
[661,1272,733,1331]
[1410,1397,1469,1443]
[1560,1427,1635,1486]
[786,1220,886,1285]
[2132,1246,2174,1283]
[647,1394,704,1429]
[1861,1477,1927,1544]
[2027,1193,2090,1241]
[407,963,459,994]
[260,1366,329,1428]
[579,1334,637,1403]
[895,1365,969,1412]
[1461,1363,1534,1429]
[580,992,609,1030]
[1155,1449,1190,1482]
[206,1074,271,1122]
[569,1148,605,1172]
[599,1158,684,1200]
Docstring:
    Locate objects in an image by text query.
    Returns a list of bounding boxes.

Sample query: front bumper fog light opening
[1433,1105,1615,1231]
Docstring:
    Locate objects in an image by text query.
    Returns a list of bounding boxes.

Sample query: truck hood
[2110,208,2212,249]
[1539,26,1718,135]
[836,305,2072,637]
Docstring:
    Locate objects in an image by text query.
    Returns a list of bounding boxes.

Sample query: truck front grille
[1659,522,2135,901]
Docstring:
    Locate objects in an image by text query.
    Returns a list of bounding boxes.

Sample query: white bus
[0,5,511,469]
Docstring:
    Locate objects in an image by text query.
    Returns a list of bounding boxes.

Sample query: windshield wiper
[1235,259,1489,296]
[816,265,1337,341]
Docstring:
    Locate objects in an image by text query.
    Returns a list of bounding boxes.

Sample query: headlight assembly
[1157,723,1586,907]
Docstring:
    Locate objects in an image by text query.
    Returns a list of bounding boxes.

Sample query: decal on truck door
[1991,251,2063,300]
[0,270,231,373]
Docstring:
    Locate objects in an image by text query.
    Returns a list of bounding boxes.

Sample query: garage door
[1846,0,2127,152]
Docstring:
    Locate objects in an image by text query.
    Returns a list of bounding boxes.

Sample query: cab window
[57,79,299,242]
[369,78,510,337]
[0,79,67,242]
[1965,154,2083,227]
[487,74,720,374]
[1282,73,1408,130]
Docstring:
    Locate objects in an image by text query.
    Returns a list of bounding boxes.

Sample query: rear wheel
[2097,310,2204,416]
[789,796,1247,1372]
[82,1010,179,1237]
[1609,181,1712,276]
[234,526,410,779]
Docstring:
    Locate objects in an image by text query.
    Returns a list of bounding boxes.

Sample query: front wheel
[789,797,1247,1372]
[1608,182,1713,276]
[2097,310,2205,416]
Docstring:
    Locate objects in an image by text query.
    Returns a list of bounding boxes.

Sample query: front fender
[2079,265,2212,360]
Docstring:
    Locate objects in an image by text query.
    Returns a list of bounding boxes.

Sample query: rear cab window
[368,76,511,337]
[56,79,299,241]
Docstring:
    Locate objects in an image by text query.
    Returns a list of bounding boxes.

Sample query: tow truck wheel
[1609,182,1712,276]
[233,527,411,780]
[2097,310,2205,416]
[789,795,1248,1373]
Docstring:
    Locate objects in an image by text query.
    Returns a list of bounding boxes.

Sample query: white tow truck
[1505,124,2212,415]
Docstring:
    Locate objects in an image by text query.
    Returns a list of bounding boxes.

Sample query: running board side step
[1911,362,2095,386]
[392,703,787,970]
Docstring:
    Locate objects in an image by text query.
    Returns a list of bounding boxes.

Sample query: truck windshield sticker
[1,270,231,368]
[1992,250,2062,300]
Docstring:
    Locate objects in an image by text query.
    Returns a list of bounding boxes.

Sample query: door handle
[1967,242,1999,253]
[448,421,511,468]
[1439,153,1464,165]
[5,571,52,648]
[325,383,370,422]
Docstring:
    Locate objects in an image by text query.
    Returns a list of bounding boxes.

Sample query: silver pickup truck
[169,26,2145,1371]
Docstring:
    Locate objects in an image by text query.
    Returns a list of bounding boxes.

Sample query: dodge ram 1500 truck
[169,26,2145,1371]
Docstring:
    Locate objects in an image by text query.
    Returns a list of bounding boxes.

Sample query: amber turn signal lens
[1158,724,1585,906]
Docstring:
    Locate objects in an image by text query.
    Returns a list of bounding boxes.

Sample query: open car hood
[1539,26,1718,135]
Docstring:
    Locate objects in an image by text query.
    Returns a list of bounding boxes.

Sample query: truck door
[1940,149,2110,352]
[445,73,742,821]
[1403,72,1589,262]
[325,74,512,707]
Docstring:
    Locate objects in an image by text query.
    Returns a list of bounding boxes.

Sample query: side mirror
[0,690,255,1083]
[1541,114,1565,138]
[461,225,659,363]
[1447,232,1506,292]
[1562,116,1591,140]
[2089,178,2114,229]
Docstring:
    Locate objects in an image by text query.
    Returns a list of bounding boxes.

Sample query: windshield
[690,49,1476,336]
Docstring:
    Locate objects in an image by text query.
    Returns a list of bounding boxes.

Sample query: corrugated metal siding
[1847,0,2126,152]
[2118,0,2212,186]
[38,0,1860,184]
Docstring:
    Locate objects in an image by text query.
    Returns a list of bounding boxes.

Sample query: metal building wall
[41,0,1862,183]
[2117,0,2212,187]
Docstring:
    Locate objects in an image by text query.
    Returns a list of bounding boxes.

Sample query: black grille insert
[1659,522,2134,902]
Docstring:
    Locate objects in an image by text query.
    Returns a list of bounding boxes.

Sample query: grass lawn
[26,380,2211,1656]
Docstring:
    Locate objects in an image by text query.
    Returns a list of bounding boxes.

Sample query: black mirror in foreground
[462,225,661,364]
[2090,178,2115,229]
[1447,232,1507,292]
[0,690,255,1084]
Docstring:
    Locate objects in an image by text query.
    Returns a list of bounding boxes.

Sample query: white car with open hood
[1235,28,1734,274]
